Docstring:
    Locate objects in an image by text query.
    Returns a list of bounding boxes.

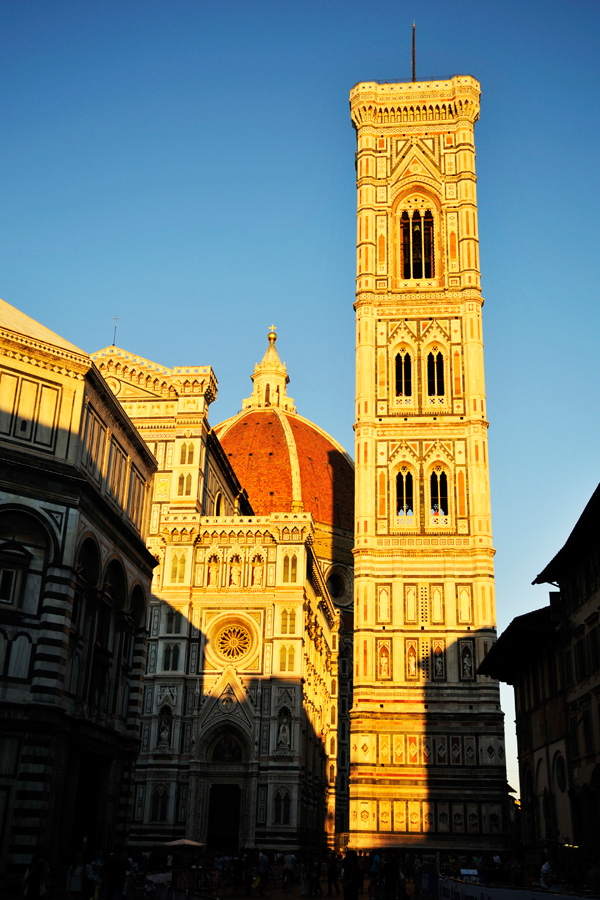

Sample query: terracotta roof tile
[218,409,354,533]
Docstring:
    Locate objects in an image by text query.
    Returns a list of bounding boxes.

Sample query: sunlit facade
[92,336,351,850]
[349,76,509,850]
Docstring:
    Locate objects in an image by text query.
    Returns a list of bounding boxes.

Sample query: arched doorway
[207,784,242,851]
[204,730,246,852]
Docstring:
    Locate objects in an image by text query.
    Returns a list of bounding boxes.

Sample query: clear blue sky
[2,0,600,794]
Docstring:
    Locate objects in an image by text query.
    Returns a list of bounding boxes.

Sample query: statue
[252,557,263,586]
[230,557,242,587]
[462,648,472,679]
[379,650,389,677]
[207,556,219,586]
[277,719,290,749]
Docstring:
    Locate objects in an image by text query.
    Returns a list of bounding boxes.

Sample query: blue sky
[2,0,600,793]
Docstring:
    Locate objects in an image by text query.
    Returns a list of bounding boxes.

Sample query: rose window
[216,624,252,660]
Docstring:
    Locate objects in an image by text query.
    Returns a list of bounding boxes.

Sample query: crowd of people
[22,846,142,900]
[19,843,600,899]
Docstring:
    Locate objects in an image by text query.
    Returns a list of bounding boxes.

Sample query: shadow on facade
[131,598,333,854]
[420,635,508,852]
[0,479,154,880]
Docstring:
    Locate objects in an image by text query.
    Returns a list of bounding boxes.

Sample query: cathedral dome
[215,407,354,532]
[214,330,354,535]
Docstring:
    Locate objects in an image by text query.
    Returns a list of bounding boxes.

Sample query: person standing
[258,850,269,897]
[342,851,360,900]
[103,846,128,900]
[22,852,49,900]
[327,852,340,896]
[66,851,93,900]
[283,852,297,892]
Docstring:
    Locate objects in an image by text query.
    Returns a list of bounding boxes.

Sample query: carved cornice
[350,76,480,128]
[0,333,89,379]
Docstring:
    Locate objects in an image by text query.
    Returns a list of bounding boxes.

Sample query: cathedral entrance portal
[207,784,241,852]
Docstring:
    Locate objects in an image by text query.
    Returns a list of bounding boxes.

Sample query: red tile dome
[214,407,354,534]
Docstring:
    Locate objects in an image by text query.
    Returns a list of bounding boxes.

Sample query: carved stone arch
[0,505,59,564]
[201,721,252,764]
[75,533,101,589]
[389,441,419,469]
[389,318,418,344]
[207,544,223,562]
[389,333,418,377]
[102,557,128,612]
[421,319,450,353]
[227,545,243,562]
[422,440,453,470]
[129,582,147,627]
[7,631,32,678]
[391,182,442,214]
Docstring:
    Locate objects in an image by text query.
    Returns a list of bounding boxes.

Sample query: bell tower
[349,76,508,849]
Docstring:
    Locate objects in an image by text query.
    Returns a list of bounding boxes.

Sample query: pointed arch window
[396,467,414,520]
[163,643,180,671]
[395,349,412,398]
[279,644,295,672]
[180,442,194,465]
[274,790,291,825]
[150,784,169,822]
[430,467,449,524]
[170,553,186,584]
[283,554,297,584]
[166,608,182,634]
[427,348,445,397]
[400,209,435,279]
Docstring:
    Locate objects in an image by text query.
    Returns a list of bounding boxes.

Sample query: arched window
[163,643,180,671]
[290,555,297,582]
[430,468,448,517]
[400,209,435,279]
[177,474,185,496]
[287,645,295,670]
[396,467,414,519]
[171,553,186,584]
[288,609,296,634]
[212,732,243,762]
[281,610,288,634]
[283,556,289,583]
[265,384,271,406]
[395,349,412,397]
[274,790,291,825]
[184,473,192,496]
[180,443,188,465]
[187,444,194,465]
[150,784,169,822]
[427,348,444,396]
[215,493,222,516]
[166,608,182,634]
[279,644,288,671]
